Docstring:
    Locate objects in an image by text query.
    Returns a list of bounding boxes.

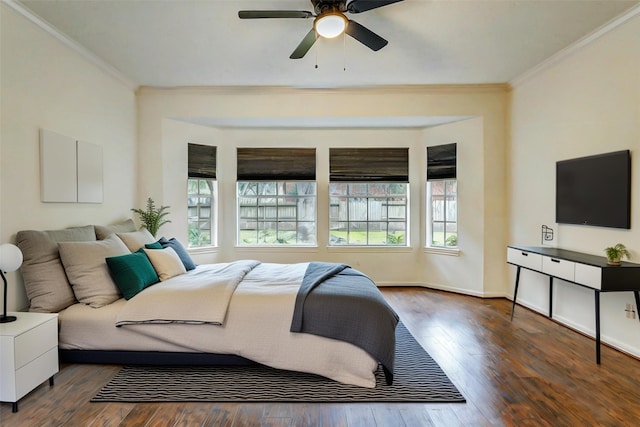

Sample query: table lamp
[0,243,23,323]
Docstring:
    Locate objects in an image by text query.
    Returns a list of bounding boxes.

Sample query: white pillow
[116,228,156,252]
[143,247,187,281]
[58,234,130,308]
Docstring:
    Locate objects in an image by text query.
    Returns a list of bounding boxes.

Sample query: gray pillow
[116,228,156,252]
[59,234,130,308]
[95,219,136,240]
[16,225,96,313]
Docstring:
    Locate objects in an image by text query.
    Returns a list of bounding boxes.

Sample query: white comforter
[59,262,380,387]
[115,260,260,326]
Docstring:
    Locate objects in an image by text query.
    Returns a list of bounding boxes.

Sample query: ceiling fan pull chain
[343,31,347,71]
[315,38,319,69]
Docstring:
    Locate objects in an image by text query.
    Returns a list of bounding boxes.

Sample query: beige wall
[0,4,137,310]
[509,14,640,356]
[422,118,487,295]
[137,86,509,296]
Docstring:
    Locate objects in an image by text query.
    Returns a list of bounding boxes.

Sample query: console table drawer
[575,264,602,289]
[542,257,575,282]
[507,248,542,271]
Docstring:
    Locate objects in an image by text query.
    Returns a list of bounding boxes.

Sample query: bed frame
[59,349,254,366]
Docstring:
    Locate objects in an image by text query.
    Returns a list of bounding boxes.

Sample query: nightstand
[0,312,58,412]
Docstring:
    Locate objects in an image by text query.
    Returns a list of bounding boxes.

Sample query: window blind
[188,143,216,179]
[329,148,409,182]
[236,148,316,180]
[427,143,457,180]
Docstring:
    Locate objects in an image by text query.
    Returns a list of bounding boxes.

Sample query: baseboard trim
[376,281,508,299]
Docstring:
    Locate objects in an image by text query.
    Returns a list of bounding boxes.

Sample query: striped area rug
[91,322,465,403]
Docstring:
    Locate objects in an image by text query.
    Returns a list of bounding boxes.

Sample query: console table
[507,245,640,364]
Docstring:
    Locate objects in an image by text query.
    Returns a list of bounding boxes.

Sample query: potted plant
[604,243,631,266]
[131,197,171,237]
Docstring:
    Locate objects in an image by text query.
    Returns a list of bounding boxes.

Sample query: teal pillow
[145,241,163,250]
[106,248,159,299]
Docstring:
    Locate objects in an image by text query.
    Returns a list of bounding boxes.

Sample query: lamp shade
[314,12,347,38]
[0,244,23,272]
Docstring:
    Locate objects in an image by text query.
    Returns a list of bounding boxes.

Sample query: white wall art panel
[77,140,103,203]
[40,130,104,203]
[40,129,77,203]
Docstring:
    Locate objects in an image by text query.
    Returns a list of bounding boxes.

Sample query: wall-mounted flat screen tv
[556,150,631,229]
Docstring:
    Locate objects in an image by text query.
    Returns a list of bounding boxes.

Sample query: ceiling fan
[238,0,404,59]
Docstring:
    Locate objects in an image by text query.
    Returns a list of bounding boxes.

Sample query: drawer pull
[551,258,560,263]
[521,252,528,256]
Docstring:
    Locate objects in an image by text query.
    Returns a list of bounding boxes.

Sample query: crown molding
[510,4,640,88]
[4,0,138,91]
[136,83,510,96]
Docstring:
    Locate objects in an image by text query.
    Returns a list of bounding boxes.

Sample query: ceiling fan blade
[346,0,404,14]
[238,10,313,19]
[345,20,388,51]
[290,29,317,59]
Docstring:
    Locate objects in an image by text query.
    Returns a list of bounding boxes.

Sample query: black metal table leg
[510,266,521,321]
[595,290,601,364]
[549,276,554,318]
[634,291,640,323]
[12,402,18,413]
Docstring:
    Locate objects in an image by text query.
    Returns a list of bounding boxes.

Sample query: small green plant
[131,197,171,237]
[446,234,458,247]
[259,229,274,243]
[188,225,210,247]
[387,233,405,245]
[604,243,631,265]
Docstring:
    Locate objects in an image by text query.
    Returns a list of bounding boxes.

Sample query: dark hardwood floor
[3,287,640,426]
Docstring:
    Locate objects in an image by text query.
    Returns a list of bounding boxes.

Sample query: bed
[16,221,399,388]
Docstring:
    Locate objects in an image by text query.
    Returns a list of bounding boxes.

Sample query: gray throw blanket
[290,263,399,384]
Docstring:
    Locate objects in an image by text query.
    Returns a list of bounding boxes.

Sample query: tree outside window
[428,179,457,247]
[329,182,408,246]
[188,178,216,247]
[237,181,316,245]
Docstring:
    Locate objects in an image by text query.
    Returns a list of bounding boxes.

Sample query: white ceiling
[13,0,640,90]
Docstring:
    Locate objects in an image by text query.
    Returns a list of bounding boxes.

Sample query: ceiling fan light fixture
[314,12,347,38]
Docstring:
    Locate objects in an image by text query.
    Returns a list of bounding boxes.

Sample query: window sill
[327,246,413,253]
[187,246,219,255]
[423,247,460,256]
[235,246,319,253]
